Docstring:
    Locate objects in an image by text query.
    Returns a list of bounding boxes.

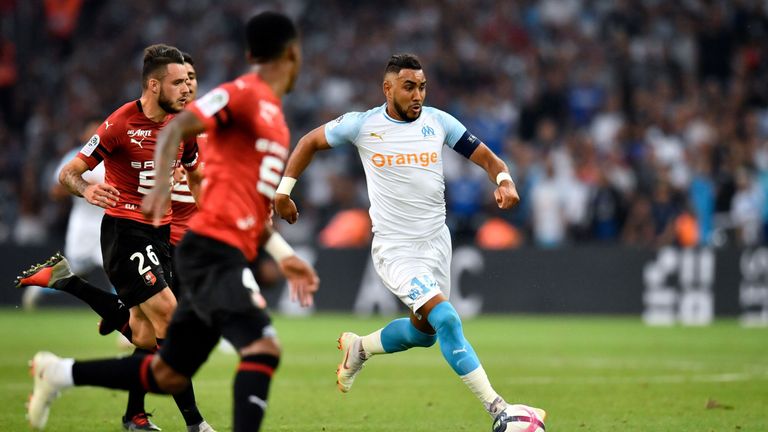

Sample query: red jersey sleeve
[76,117,121,169]
[181,136,199,172]
[186,83,257,136]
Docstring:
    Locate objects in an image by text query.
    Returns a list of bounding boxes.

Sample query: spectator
[3,0,768,249]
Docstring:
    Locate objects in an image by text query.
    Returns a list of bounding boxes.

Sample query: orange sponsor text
[371,151,438,167]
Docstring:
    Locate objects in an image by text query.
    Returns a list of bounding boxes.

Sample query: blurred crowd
[2,0,768,250]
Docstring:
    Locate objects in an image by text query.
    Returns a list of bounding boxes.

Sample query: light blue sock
[427,302,480,375]
[380,317,437,353]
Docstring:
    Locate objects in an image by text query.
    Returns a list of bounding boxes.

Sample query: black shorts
[160,232,274,377]
[169,244,180,298]
[100,214,172,308]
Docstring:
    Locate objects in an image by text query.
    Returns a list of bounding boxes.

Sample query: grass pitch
[0,308,766,431]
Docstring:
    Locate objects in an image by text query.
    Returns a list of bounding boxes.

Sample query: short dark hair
[142,44,185,88]
[181,51,194,66]
[385,53,422,75]
[245,11,298,63]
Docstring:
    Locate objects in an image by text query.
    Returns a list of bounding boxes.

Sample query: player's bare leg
[138,288,177,339]
[129,306,160,349]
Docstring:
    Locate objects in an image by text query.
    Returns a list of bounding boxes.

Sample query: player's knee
[151,357,190,394]
[407,325,437,347]
[239,336,281,358]
[130,322,157,349]
[147,288,177,320]
[426,301,462,333]
[153,297,177,322]
[412,331,437,347]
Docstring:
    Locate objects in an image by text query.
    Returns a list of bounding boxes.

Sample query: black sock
[154,338,204,426]
[72,353,164,393]
[173,383,204,426]
[119,321,133,342]
[54,277,124,321]
[124,348,153,418]
[233,354,280,432]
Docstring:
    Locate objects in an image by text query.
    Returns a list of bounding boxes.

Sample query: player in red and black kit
[26,13,317,432]
[23,45,213,432]
[17,52,201,339]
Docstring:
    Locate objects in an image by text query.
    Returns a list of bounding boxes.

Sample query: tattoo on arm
[60,165,90,197]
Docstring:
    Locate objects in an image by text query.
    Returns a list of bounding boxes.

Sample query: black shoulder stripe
[91,149,105,162]
[213,105,233,128]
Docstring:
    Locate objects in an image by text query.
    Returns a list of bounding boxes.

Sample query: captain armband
[276,177,297,196]
[264,231,296,262]
[452,131,481,159]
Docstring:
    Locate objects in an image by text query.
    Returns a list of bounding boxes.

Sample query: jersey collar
[382,104,409,124]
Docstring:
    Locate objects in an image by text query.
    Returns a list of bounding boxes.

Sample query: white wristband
[496,172,513,185]
[276,177,297,196]
[264,232,295,261]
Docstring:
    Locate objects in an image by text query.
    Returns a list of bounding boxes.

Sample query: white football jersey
[325,104,468,240]
[54,148,105,273]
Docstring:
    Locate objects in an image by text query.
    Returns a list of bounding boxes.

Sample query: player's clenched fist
[494,181,520,209]
[274,193,299,224]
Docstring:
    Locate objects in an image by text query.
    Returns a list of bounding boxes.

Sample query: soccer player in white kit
[274,54,546,429]
[21,121,106,309]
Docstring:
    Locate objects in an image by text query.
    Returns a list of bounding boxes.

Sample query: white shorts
[371,225,452,312]
[65,225,103,275]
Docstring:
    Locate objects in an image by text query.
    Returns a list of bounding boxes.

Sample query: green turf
[0,309,766,431]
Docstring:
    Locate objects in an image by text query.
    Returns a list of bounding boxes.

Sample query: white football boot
[336,332,368,393]
[27,352,66,430]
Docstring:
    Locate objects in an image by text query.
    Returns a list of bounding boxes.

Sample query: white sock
[360,329,385,356]
[460,366,504,416]
[48,358,75,388]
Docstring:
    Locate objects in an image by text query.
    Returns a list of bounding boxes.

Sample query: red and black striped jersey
[169,133,206,245]
[77,100,199,226]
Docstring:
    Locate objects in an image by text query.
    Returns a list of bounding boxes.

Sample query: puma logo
[248,395,267,410]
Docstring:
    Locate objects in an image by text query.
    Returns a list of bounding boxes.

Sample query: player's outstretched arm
[142,111,205,226]
[59,157,120,209]
[468,143,520,209]
[262,226,320,307]
[274,125,333,224]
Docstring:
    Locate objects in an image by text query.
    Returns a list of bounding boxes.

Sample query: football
[492,404,546,432]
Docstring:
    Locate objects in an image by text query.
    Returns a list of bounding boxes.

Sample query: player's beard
[158,89,183,114]
[393,99,420,122]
